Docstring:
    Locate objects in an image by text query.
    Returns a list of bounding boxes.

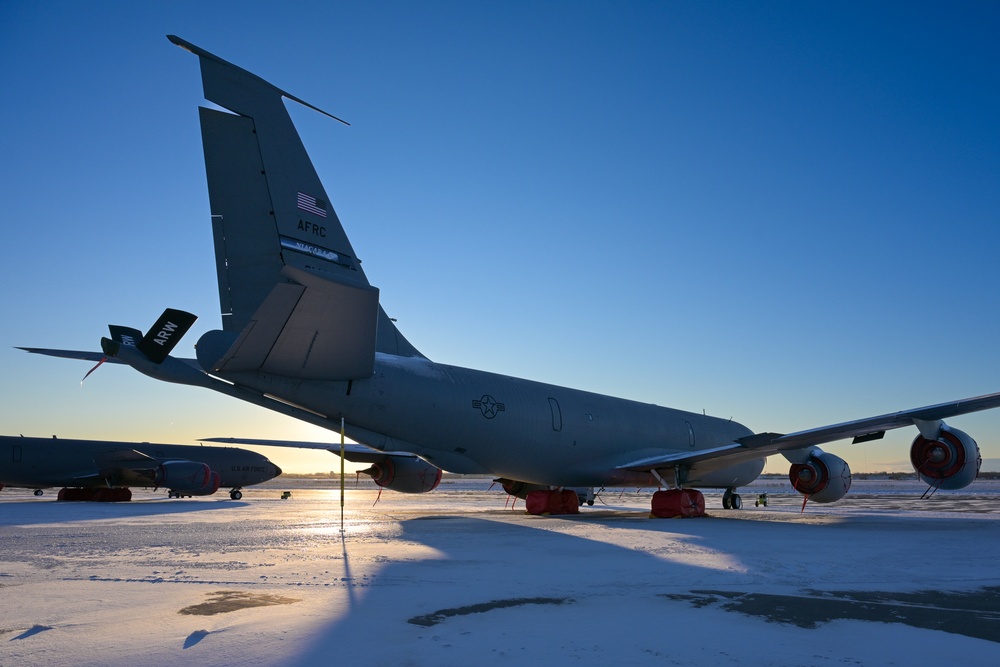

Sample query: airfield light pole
[340,416,346,532]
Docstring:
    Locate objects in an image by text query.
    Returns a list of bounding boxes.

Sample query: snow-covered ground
[2,480,998,666]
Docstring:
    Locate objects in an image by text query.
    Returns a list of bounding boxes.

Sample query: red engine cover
[365,456,443,493]
[198,471,222,496]
[57,487,132,502]
[525,489,580,515]
[155,461,220,495]
[909,427,981,490]
[788,450,852,503]
[650,489,706,518]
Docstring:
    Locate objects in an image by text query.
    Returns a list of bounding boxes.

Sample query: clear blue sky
[2,1,998,475]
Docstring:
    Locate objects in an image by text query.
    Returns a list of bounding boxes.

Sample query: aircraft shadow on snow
[287,513,999,662]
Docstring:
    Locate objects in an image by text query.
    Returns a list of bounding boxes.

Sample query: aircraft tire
[731,493,742,510]
[33,489,43,497]
[230,489,243,500]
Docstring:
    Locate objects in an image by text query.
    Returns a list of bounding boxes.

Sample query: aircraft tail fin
[135,309,198,363]
[168,36,423,377]
[107,325,143,348]
[100,309,198,364]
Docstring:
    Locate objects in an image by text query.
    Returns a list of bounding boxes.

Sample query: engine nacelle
[788,450,852,503]
[498,478,550,500]
[910,426,981,490]
[361,456,442,493]
[497,479,592,507]
[155,461,221,496]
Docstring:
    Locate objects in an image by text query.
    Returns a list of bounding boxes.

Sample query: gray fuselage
[222,353,763,489]
[0,436,280,490]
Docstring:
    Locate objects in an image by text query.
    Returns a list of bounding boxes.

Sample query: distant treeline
[281,471,1000,481]
[760,471,1000,481]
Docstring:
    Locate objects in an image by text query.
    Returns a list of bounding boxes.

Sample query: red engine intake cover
[909,427,981,491]
[650,489,706,518]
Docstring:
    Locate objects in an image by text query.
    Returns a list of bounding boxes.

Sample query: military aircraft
[0,434,281,501]
[20,36,1000,516]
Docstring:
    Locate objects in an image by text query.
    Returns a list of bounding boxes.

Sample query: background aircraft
[0,434,281,501]
[21,36,1000,517]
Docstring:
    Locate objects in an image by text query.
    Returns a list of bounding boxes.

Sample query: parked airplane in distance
[20,36,1000,517]
[0,435,281,501]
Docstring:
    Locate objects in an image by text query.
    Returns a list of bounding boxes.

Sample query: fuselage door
[684,420,695,448]
[548,398,562,432]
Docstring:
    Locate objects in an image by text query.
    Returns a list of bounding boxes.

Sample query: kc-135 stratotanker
[21,36,999,516]
[0,434,280,501]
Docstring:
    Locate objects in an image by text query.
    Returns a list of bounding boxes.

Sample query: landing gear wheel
[230,489,243,500]
[722,487,742,510]
[33,489,43,497]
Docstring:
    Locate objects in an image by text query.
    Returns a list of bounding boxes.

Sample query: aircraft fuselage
[221,353,762,489]
[0,436,279,490]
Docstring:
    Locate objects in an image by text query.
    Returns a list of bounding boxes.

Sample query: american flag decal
[297,191,328,218]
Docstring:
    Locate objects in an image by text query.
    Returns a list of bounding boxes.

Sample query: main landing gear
[229,488,243,500]
[722,487,743,510]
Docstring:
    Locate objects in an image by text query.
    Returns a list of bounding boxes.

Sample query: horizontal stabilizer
[200,436,419,464]
[17,347,124,364]
[205,266,379,380]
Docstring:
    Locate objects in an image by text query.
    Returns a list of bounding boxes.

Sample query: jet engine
[154,461,221,496]
[497,478,549,500]
[788,450,852,503]
[496,479,593,506]
[909,426,981,490]
[360,455,442,493]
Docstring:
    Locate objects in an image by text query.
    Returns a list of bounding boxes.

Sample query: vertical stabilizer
[168,36,423,370]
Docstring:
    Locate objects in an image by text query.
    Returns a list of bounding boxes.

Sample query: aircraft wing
[16,347,124,364]
[90,449,163,486]
[200,437,420,464]
[618,390,1000,472]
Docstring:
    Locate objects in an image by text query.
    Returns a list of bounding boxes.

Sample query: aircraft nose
[273,464,282,477]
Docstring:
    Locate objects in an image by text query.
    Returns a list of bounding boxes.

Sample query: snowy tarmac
[2,479,999,666]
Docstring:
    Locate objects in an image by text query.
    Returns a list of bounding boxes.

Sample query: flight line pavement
[1,479,998,666]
